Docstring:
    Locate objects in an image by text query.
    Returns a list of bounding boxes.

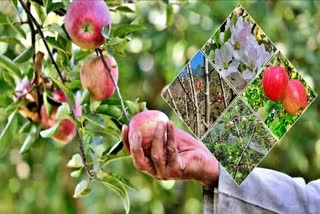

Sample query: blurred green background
[0,0,319,213]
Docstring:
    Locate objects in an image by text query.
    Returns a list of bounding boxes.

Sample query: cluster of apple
[42,0,168,153]
[262,66,308,116]
[15,0,118,144]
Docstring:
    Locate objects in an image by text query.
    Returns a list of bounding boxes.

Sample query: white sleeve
[215,165,320,214]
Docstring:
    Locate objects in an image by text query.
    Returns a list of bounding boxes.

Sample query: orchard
[0,0,170,213]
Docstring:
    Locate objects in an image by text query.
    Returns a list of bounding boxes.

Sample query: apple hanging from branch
[262,66,289,102]
[80,55,119,101]
[65,0,112,49]
[40,90,77,144]
[282,80,308,116]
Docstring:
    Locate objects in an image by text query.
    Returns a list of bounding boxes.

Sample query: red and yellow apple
[80,55,118,101]
[65,0,111,49]
[262,66,289,101]
[40,90,76,144]
[128,110,169,157]
[282,80,308,116]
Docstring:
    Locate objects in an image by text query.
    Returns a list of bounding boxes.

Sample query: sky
[179,50,207,78]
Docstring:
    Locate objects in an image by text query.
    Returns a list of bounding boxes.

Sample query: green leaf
[109,172,135,190]
[40,123,60,138]
[0,16,8,25]
[31,1,46,23]
[224,28,231,42]
[0,54,20,76]
[166,5,174,26]
[73,180,91,198]
[43,90,53,116]
[115,6,135,13]
[90,98,101,112]
[19,125,41,154]
[6,17,26,39]
[109,37,129,56]
[84,114,105,129]
[70,168,83,178]
[47,74,75,108]
[113,24,144,38]
[67,154,84,168]
[214,30,221,46]
[55,103,71,120]
[47,23,68,40]
[0,37,24,46]
[97,172,130,214]
[65,80,81,90]
[14,47,35,63]
[102,25,111,39]
[46,36,68,54]
[125,100,140,116]
[46,2,65,14]
[0,112,18,156]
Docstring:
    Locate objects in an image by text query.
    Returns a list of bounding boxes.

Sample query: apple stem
[18,0,94,180]
[96,48,131,122]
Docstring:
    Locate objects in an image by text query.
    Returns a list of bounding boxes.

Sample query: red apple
[262,66,289,101]
[65,0,111,49]
[282,80,308,116]
[40,90,76,144]
[128,110,169,157]
[80,55,118,101]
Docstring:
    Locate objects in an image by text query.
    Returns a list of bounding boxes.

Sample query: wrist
[201,152,219,188]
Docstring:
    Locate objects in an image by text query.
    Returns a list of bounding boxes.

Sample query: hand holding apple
[122,111,219,188]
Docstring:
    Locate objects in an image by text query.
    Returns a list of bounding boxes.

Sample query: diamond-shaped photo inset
[162,51,237,138]
[202,97,277,185]
[202,5,276,93]
[242,51,318,139]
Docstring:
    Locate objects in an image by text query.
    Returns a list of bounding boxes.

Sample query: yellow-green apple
[282,80,308,116]
[128,110,169,157]
[40,90,76,144]
[80,55,118,101]
[65,0,111,49]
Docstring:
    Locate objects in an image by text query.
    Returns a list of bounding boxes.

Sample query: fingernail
[121,125,126,133]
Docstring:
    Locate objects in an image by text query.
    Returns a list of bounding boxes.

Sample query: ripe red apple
[128,110,169,157]
[40,90,76,144]
[282,80,308,116]
[65,0,111,49]
[81,55,118,101]
[262,66,289,101]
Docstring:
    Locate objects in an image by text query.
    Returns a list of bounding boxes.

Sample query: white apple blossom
[230,16,253,60]
[215,42,240,77]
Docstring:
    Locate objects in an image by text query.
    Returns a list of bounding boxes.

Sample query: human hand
[121,120,219,188]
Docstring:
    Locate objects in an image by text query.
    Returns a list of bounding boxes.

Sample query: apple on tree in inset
[65,0,111,49]
[282,80,308,116]
[80,55,119,101]
[128,110,169,157]
[262,66,289,102]
[40,90,76,144]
